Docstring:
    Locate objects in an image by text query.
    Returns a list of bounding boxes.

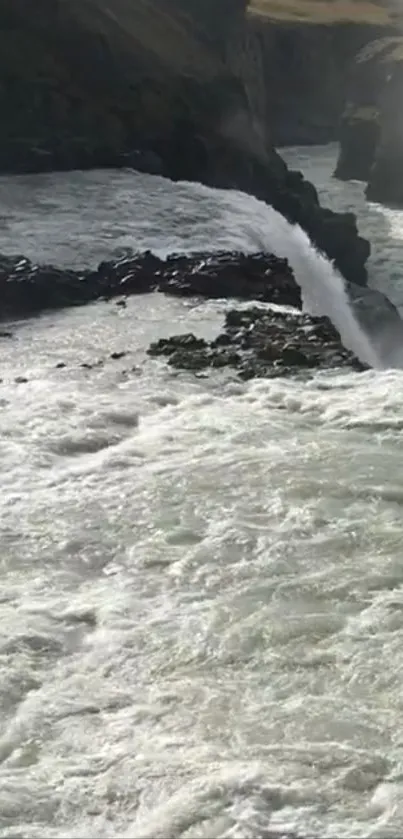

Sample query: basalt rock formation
[3,246,403,371]
[365,45,403,205]
[334,38,387,183]
[0,250,301,321]
[334,34,403,206]
[147,308,367,379]
[0,0,389,285]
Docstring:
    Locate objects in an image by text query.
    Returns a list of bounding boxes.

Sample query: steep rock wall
[0,0,376,284]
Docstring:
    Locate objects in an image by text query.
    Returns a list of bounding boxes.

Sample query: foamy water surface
[1,148,403,838]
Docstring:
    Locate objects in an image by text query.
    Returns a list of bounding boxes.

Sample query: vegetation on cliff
[248,0,391,24]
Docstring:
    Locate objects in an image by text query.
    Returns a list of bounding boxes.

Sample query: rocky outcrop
[334,37,395,184]
[334,35,403,206]
[365,49,403,204]
[0,250,301,320]
[148,307,367,378]
[3,246,403,371]
[347,280,403,367]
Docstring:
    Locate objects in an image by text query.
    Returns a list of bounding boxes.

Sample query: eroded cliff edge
[0,0,389,284]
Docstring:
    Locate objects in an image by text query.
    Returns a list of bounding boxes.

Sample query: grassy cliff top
[72,0,393,30]
[248,0,392,24]
[2,0,397,100]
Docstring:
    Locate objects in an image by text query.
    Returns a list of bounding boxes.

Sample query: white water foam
[2,159,403,837]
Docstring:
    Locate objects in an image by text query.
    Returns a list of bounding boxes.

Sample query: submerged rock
[365,58,403,205]
[0,250,301,320]
[0,253,92,319]
[110,351,127,360]
[147,307,367,378]
[333,38,386,185]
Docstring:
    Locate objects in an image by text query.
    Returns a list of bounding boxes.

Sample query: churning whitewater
[1,146,403,839]
[221,196,379,367]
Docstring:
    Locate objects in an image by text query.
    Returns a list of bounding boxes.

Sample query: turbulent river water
[1,144,403,838]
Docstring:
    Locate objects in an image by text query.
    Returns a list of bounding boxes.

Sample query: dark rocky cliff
[366,54,403,205]
[0,0,389,168]
[334,33,403,206]
[0,0,390,283]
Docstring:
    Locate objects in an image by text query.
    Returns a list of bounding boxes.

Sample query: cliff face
[366,57,403,205]
[1,0,391,169]
[334,35,403,206]
[240,16,386,147]
[0,0,385,284]
[0,0,241,174]
[242,0,391,147]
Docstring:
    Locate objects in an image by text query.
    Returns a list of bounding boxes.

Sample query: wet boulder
[148,333,208,357]
[156,250,301,307]
[147,306,368,378]
[94,250,163,296]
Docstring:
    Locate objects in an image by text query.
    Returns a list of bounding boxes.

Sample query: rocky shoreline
[148,307,366,379]
[0,250,301,320]
[0,248,369,379]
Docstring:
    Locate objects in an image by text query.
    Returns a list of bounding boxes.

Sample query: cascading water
[202,185,381,368]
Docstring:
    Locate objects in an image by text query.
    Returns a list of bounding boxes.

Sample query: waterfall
[201,186,381,368]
